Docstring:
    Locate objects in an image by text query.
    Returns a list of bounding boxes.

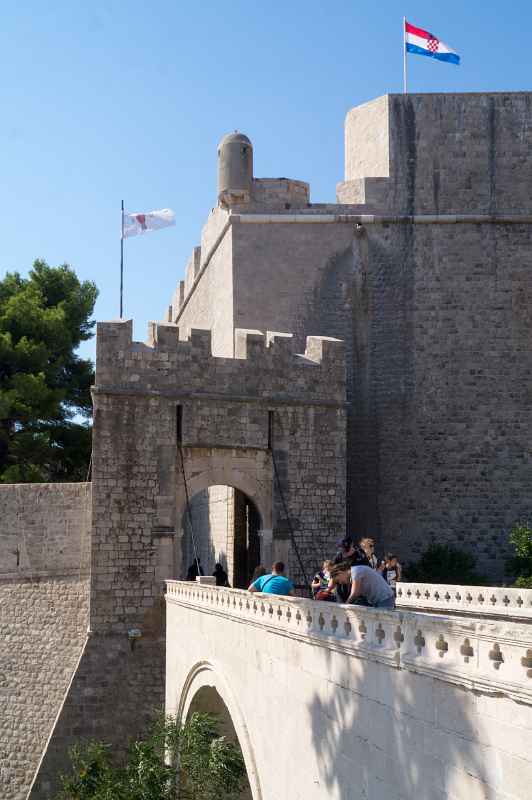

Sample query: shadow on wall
[182,488,217,578]
[306,629,521,800]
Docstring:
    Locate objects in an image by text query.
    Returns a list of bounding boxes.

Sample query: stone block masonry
[349,220,532,580]
[340,93,532,215]
[91,319,346,629]
[0,483,91,579]
[26,318,345,800]
[0,577,89,800]
[28,631,165,800]
[95,320,345,406]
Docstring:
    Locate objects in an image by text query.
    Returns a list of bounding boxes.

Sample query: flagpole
[120,200,124,318]
[403,16,408,93]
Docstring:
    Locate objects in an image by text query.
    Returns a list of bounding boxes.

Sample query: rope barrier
[178,443,202,578]
[268,411,311,594]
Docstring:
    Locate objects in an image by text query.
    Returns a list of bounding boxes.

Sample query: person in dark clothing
[186,558,204,581]
[334,537,370,567]
[213,563,230,587]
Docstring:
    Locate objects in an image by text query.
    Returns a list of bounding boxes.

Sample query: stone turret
[217,131,253,207]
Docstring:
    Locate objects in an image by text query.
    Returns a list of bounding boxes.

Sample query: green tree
[506,522,532,589]
[57,712,247,800]
[0,260,97,483]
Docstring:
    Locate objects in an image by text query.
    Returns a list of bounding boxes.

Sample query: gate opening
[181,486,261,589]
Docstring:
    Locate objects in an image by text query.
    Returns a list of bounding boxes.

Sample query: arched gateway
[90,319,346,630]
[27,318,346,798]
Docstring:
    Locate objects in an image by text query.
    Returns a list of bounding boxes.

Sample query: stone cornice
[91,384,346,409]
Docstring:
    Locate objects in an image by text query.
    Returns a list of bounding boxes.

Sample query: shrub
[506,522,532,588]
[403,543,487,585]
[56,712,246,800]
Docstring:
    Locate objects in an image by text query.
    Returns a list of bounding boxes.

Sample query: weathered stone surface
[170,93,532,581]
[91,321,346,631]
[0,578,89,800]
[0,483,91,578]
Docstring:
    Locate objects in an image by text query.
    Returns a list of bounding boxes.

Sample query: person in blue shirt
[248,561,294,596]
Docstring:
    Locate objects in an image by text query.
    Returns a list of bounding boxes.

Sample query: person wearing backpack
[248,561,294,596]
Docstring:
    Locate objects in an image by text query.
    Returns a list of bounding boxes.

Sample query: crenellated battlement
[95,319,345,405]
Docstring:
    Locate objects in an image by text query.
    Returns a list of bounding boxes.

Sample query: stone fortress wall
[0,483,91,800]
[2,91,532,799]
[24,319,347,799]
[169,92,532,582]
[0,483,91,578]
[92,317,346,613]
[0,577,89,800]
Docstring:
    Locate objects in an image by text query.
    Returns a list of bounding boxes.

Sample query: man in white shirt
[347,562,395,609]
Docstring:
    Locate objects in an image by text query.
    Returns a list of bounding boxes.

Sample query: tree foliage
[403,543,487,585]
[506,522,532,589]
[0,260,97,483]
[56,712,247,800]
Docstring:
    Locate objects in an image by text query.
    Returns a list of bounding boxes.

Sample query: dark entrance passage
[181,486,261,588]
[232,490,261,588]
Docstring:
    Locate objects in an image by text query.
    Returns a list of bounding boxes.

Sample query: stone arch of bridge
[177,659,263,800]
[175,447,273,580]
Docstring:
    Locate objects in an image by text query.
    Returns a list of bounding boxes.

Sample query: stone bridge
[166,580,532,800]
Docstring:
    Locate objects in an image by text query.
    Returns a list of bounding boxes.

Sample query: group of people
[245,536,401,610]
[309,536,401,609]
[186,535,401,610]
[186,559,231,586]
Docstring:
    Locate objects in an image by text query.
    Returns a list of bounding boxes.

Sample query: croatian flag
[405,20,460,65]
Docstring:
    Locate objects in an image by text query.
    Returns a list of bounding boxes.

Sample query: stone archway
[180,485,261,588]
[175,446,273,581]
[177,660,263,800]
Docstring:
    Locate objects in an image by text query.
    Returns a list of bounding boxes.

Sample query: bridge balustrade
[396,582,532,620]
[166,581,532,704]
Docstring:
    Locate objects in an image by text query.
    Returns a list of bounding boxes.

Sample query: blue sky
[1,1,530,362]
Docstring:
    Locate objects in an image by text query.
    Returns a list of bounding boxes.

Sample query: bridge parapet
[397,582,532,620]
[166,581,532,704]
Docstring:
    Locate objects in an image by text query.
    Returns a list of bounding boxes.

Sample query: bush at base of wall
[403,544,487,585]
[56,711,247,800]
[506,522,532,589]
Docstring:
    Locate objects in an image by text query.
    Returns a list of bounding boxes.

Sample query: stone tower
[217,131,253,206]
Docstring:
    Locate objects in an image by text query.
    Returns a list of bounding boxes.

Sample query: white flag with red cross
[122,208,175,239]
